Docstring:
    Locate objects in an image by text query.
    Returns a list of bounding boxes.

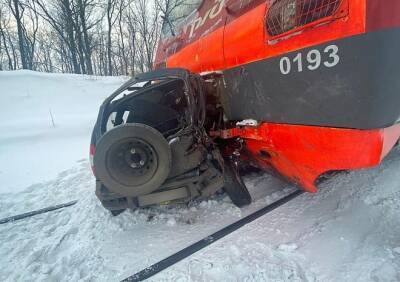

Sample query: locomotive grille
[267,0,343,37]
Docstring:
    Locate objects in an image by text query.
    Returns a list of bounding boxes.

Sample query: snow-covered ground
[0,70,126,193]
[0,71,399,281]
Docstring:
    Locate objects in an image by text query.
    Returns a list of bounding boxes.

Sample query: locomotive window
[161,0,203,38]
[266,0,342,37]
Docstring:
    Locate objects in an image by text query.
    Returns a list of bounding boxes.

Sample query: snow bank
[0,70,127,192]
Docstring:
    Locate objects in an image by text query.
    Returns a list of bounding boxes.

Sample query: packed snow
[0,70,126,193]
[0,71,399,281]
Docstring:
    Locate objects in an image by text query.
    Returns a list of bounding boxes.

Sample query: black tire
[94,123,172,197]
[224,161,252,207]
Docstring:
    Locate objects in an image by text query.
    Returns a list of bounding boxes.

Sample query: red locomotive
[154,0,400,192]
[91,0,400,214]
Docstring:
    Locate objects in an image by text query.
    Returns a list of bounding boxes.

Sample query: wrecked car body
[90,68,250,214]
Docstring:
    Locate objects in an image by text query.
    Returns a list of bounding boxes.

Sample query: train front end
[155,0,400,192]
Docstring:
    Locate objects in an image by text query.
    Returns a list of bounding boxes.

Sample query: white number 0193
[279,45,340,75]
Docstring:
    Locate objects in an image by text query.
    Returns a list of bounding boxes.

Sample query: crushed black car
[90,68,251,215]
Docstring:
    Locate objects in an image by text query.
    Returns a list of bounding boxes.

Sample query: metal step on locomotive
[90,0,400,215]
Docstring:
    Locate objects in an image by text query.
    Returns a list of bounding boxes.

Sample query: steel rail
[0,200,78,225]
[122,190,304,281]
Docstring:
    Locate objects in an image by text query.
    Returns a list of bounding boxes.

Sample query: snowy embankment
[0,70,126,193]
[0,71,399,281]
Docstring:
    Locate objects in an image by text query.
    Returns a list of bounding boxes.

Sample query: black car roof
[104,68,191,105]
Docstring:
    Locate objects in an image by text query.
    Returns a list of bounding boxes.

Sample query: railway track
[0,200,78,225]
[122,190,304,282]
[0,189,304,281]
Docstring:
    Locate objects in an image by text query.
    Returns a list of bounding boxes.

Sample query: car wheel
[224,160,252,207]
[94,123,172,197]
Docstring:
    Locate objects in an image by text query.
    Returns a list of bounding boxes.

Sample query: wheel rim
[106,137,158,189]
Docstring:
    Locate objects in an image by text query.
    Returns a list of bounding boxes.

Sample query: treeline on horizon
[0,0,188,76]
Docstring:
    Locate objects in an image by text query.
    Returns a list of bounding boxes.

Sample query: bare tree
[124,2,138,75]
[35,30,55,72]
[105,0,119,75]
[133,0,161,72]
[0,3,15,70]
[75,0,98,74]
[8,0,28,68]
[116,0,127,75]
[62,0,80,73]
[34,0,81,73]
[0,0,184,75]
[21,0,39,69]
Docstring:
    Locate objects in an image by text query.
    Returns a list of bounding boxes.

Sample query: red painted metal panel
[161,0,366,72]
[366,0,400,32]
[214,123,400,192]
[223,3,267,67]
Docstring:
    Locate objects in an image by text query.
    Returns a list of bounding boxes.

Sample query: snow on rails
[0,189,303,281]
